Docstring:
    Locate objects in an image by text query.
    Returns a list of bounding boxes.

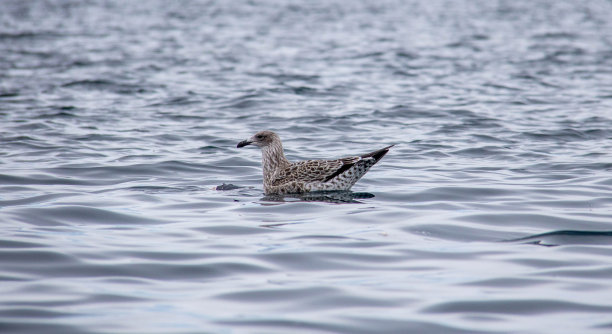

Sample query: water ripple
[2,0,612,333]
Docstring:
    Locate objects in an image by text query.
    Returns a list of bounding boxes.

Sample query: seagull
[237,130,393,195]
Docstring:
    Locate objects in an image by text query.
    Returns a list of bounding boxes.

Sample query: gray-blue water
[2,0,612,333]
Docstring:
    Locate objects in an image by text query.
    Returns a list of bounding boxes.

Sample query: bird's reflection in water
[261,191,375,204]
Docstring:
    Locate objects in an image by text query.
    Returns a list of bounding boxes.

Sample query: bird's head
[237,130,278,148]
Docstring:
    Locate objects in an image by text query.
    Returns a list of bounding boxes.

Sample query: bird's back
[264,145,393,195]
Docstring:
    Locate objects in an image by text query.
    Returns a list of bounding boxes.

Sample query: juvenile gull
[237,130,393,195]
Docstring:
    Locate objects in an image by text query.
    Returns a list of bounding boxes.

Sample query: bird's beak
[237,140,252,148]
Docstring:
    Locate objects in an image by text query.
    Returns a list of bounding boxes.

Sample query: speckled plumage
[237,130,393,195]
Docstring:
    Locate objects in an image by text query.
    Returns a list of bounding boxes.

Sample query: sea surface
[2,0,612,333]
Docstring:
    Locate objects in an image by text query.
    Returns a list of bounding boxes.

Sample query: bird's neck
[261,142,290,183]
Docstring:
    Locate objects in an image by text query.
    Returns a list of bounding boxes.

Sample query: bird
[237,130,393,195]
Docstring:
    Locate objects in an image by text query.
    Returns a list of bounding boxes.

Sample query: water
[2,0,612,333]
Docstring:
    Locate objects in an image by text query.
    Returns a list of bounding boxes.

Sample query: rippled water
[2,0,612,333]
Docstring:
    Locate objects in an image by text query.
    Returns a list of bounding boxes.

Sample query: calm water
[2,0,612,333]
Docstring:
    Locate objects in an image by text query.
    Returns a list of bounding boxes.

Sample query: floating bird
[237,130,393,195]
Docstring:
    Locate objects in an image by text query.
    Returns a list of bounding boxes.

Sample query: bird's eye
[256,135,264,140]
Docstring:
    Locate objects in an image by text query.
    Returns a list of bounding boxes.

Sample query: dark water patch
[595,178,612,186]
[194,225,275,236]
[11,121,53,131]
[154,160,226,173]
[461,277,547,288]
[81,292,147,304]
[471,134,515,144]
[256,251,407,271]
[0,274,28,281]
[0,250,75,264]
[532,32,579,40]
[0,322,95,334]
[0,308,77,318]
[396,248,504,261]
[115,154,163,162]
[216,286,337,303]
[10,206,165,226]
[524,162,612,173]
[148,133,184,142]
[199,145,223,153]
[582,116,612,124]
[424,299,612,314]
[0,186,36,195]
[535,267,612,280]
[264,84,327,97]
[296,293,402,310]
[459,213,610,230]
[5,259,272,280]
[1,140,60,151]
[287,234,356,241]
[288,85,318,96]
[507,171,577,181]
[349,51,385,60]
[217,93,269,110]
[127,185,204,194]
[0,239,47,248]
[394,49,419,59]
[0,173,99,186]
[62,79,148,95]
[247,71,320,83]
[346,317,499,334]
[156,113,207,121]
[215,317,353,334]
[595,322,612,329]
[520,128,608,142]
[47,160,220,180]
[509,258,578,269]
[218,317,493,334]
[33,111,77,119]
[313,241,399,249]
[507,230,612,246]
[110,251,210,261]
[522,199,607,210]
[482,82,522,92]
[0,90,20,98]
[219,286,403,310]
[71,133,133,142]
[10,292,146,307]
[0,193,76,207]
[147,95,202,107]
[451,146,512,159]
[0,31,63,40]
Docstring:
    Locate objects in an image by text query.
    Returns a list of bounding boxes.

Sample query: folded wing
[270,145,394,187]
[271,157,358,186]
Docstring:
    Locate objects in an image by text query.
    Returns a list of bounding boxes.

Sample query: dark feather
[361,145,394,163]
[323,161,355,182]
[323,145,394,183]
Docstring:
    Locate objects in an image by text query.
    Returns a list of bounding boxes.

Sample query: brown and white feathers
[237,130,393,195]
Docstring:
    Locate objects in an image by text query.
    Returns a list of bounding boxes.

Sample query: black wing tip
[364,144,395,162]
[324,144,395,183]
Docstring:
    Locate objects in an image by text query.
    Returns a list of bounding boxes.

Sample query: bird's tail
[361,144,395,163]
